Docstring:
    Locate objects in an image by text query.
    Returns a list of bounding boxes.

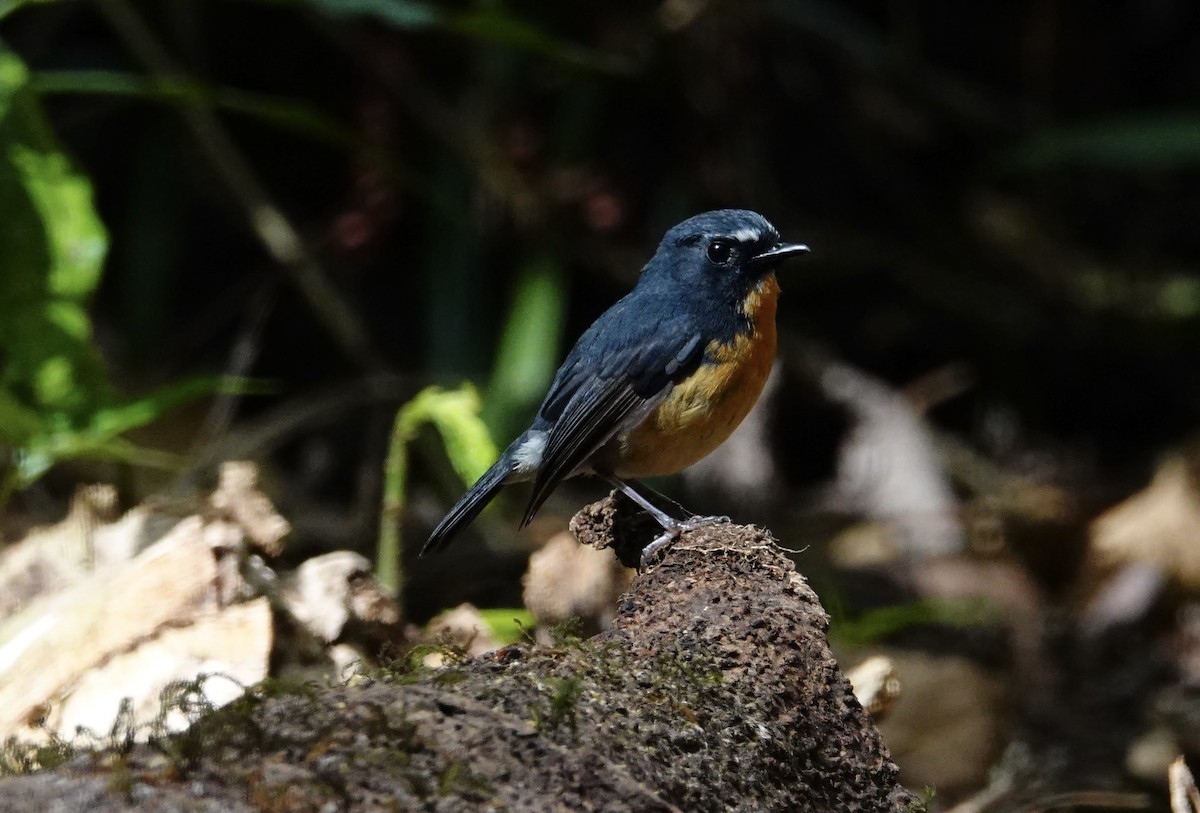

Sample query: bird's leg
[600,475,731,565]
[619,478,732,530]
[600,474,682,531]
[622,479,691,519]
[616,478,733,527]
[599,474,682,564]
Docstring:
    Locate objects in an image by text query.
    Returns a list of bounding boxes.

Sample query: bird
[421,209,809,563]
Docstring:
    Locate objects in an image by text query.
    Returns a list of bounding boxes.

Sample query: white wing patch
[510,431,548,477]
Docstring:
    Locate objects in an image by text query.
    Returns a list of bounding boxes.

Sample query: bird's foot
[638,515,732,567]
[640,527,681,568]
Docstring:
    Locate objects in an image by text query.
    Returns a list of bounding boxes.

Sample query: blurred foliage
[830,598,999,647]
[0,46,108,420]
[302,0,630,71]
[1006,114,1200,171]
[30,69,356,149]
[482,255,565,441]
[0,44,219,508]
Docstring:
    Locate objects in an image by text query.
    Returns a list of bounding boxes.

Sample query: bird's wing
[520,308,705,526]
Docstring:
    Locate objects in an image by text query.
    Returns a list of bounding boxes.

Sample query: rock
[0,497,913,812]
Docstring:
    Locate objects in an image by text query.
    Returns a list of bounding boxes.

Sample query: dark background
[9,1,1198,501]
[7,0,1200,603]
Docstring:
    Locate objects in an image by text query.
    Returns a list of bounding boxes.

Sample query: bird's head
[645,209,809,305]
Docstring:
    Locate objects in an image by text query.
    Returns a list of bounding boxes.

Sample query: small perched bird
[422,209,809,562]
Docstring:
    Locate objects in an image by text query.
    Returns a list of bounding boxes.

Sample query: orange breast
[613,276,779,478]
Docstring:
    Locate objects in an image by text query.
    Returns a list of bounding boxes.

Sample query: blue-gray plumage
[421,209,809,561]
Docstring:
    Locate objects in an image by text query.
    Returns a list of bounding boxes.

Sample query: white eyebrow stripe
[730,226,763,243]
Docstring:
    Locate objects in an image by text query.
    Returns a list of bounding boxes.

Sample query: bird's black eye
[706,239,734,266]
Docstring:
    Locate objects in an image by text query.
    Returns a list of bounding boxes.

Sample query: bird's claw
[638,515,732,567]
[639,528,681,568]
[680,514,731,531]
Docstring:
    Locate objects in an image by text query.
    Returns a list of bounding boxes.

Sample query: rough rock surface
[0,495,914,812]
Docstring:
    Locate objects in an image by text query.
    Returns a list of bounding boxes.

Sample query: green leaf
[378,384,500,593]
[476,608,534,645]
[396,385,499,485]
[6,376,236,490]
[85,377,246,438]
[0,44,110,419]
[831,598,999,646]
[484,256,565,440]
[0,47,227,508]
[0,389,46,445]
[31,70,358,150]
[1004,113,1200,171]
[299,0,629,72]
[16,434,183,487]
[0,0,59,24]
[444,7,629,72]
[300,0,440,28]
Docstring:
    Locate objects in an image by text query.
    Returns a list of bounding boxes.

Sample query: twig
[188,277,278,463]
[180,372,412,478]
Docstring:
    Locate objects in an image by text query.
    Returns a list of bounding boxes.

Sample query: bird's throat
[742,274,780,329]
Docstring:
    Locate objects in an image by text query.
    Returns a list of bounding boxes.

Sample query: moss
[372,640,470,684]
[247,767,340,813]
[437,761,494,800]
[431,668,468,687]
[906,787,938,812]
[354,746,412,772]
[155,691,259,775]
[149,674,324,778]
[253,677,320,702]
[104,754,134,800]
[545,617,586,648]
[0,735,74,775]
[541,675,583,733]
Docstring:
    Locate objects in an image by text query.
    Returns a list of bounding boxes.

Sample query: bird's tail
[420,456,511,556]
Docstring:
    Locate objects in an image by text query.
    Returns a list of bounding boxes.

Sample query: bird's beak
[747,242,810,268]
